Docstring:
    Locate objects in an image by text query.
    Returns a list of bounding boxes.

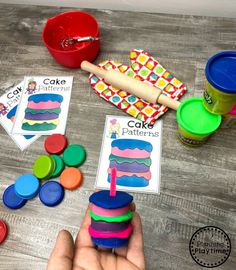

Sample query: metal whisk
[61,36,100,49]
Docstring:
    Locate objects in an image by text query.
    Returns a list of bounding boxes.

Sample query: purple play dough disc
[91,219,130,232]
[109,161,149,172]
[24,112,59,120]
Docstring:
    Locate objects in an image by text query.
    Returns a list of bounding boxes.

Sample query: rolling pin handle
[81,61,106,78]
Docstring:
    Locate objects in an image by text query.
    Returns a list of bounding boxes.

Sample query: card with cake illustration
[96,115,162,194]
[0,81,40,150]
[12,76,73,135]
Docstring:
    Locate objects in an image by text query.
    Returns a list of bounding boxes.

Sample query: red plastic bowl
[42,11,100,68]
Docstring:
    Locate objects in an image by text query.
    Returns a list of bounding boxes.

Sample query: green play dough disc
[109,154,152,166]
[63,144,86,167]
[90,210,133,223]
[51,155,65,178]
[176,97,222,135]
[25,108,61,114]
[33,155,55,179]
[22,123,57,131]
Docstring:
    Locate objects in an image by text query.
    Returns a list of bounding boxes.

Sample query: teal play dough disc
[14,174,40,199]
[51,155,65,178]
[63,144,86,167]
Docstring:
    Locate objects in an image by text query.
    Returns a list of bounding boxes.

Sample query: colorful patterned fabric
[89,49,187,125]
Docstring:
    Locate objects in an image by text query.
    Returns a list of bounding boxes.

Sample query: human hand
[47,205,145,270]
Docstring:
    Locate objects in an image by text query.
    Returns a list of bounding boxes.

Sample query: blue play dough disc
[14,174,40,199]
[39,181,64,207]
[108,175,149,187]
[28,93,63,103]
[3,184,27,209]
[91,237,129,248]
[7,105,17,119]
[89,190,133,209]
[112,139,153,152]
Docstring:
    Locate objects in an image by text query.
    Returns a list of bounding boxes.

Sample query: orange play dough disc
[60,167,83,190]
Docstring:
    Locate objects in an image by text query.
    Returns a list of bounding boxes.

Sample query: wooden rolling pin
[81,61,181,111]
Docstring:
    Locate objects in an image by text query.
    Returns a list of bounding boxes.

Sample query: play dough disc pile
[89,188,134,248]
[108,139,153,187]
[3,134,86,209]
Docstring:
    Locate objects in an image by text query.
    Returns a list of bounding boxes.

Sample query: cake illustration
[89,171,133,248]
[108,139,153,187]
[22,94,63,131]
[7,105,33,139]
[7,106,17,122]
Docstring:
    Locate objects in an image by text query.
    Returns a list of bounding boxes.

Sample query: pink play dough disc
[111,147,150,158]
[28,101,61,110]
[92,204,130,217]
[89,223,133,239]
[107,169,151,180]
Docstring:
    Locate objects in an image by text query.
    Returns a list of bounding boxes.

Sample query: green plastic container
[176,97,222,146]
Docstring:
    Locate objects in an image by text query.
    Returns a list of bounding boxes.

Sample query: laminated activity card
[12,76,73,135]
[96,115,162,194]
[0,82,40,150]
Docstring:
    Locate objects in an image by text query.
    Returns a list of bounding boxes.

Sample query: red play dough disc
[44,134,68,155]
[0,220,8,244]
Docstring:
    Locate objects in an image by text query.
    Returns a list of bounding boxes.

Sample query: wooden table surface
[0,4,236,270]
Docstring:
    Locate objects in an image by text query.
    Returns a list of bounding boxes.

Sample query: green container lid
[33,155,56,179]
[177,97,222,135]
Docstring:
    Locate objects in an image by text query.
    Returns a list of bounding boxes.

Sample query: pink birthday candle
[110,168,117,197]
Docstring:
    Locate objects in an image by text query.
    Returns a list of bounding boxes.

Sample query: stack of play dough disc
[89,169,134,248]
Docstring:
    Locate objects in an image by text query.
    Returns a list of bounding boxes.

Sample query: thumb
[126,212,145,270]
[47,230,74,270]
